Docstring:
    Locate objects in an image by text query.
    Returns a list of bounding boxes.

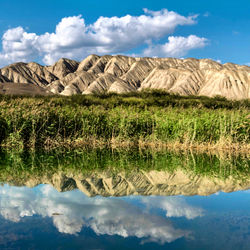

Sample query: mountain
[4,169,250,197]
[0,55,249,99]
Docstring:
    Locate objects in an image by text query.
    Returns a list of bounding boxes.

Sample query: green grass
[0,90,249,109]
[0,91,249,150]
[0,148,249,185]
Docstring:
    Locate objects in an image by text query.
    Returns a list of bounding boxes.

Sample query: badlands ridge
[5,169,250,197]
[0,55,249,99]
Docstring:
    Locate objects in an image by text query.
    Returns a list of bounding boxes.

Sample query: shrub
[0,118,8,145]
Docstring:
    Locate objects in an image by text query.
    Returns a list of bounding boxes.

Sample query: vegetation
[0,148,249,185]
[0,90,249,109]
[0,91,249,151]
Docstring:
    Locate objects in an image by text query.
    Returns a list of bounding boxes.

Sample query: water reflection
[0,149,249,249]
[139,196,204,219]
[0,184,249,249]
[0,149,249,196]
[0,184,193,244]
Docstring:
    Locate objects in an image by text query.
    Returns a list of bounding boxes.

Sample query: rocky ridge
[0,55,249,99]
[5,169,250,197]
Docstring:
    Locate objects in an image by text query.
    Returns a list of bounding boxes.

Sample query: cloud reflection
[139,196,204,219]
[0,184,193,244]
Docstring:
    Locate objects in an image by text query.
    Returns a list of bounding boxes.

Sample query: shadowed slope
[0,82,52,96]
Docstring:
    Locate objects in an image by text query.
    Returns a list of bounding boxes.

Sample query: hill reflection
[0,149,249,196]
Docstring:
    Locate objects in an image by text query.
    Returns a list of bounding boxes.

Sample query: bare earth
[0,55,249,99]
[0,82,52,96]
[6,169,250,197]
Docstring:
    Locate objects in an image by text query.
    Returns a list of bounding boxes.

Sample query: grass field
[0,91,249,151]
[0,148,249,184]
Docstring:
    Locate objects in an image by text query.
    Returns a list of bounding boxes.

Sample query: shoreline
[2,137,249,155]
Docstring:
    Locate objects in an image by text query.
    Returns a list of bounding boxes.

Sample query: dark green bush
[0,118,8,145]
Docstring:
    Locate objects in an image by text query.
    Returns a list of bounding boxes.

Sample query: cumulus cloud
[0,27,39,66]
[139,196,204,219]
[143,35,208,57]
[0,9,206,66]
[0,184,190,244]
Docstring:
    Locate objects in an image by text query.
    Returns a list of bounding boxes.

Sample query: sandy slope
[0,55,249,99]
[6,169,250,197]
[0,82,52,96]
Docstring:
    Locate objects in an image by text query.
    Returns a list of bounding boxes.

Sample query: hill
[0,55,249,99]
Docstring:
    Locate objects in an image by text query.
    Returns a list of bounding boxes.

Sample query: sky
[1,184,202,243]
[0,0,249,67]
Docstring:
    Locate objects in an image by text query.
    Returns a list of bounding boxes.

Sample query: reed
[0,148,249,184]
[0,92,249,151]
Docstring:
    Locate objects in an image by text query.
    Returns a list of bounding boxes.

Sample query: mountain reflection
[0,149,249,249]
[0,184,205,244]
[1,149,249,197]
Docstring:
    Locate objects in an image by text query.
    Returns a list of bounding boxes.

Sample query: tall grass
[0,92,249,150]
[0,148,249,185]
[0,90,249,109]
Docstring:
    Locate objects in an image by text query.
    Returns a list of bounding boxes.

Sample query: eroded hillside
[0,55,249,99]
[4,169,250,197]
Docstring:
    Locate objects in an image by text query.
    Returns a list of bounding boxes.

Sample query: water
[0,149,249,249]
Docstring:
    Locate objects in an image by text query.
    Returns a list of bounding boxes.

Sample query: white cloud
[0,9,203,66]
[143,35,208,57]
[138,196,204,219]
[0,27,38,66]
[0,184,191,244]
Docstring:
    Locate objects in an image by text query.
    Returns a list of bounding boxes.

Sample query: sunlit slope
[0,55,249,99]
[18,169,249,197]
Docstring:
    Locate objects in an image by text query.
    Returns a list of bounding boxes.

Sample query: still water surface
[0,149,249,249]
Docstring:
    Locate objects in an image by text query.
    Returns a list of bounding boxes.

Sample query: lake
[0,149,249,249]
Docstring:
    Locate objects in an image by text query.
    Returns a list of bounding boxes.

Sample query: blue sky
[0,0,249,66]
